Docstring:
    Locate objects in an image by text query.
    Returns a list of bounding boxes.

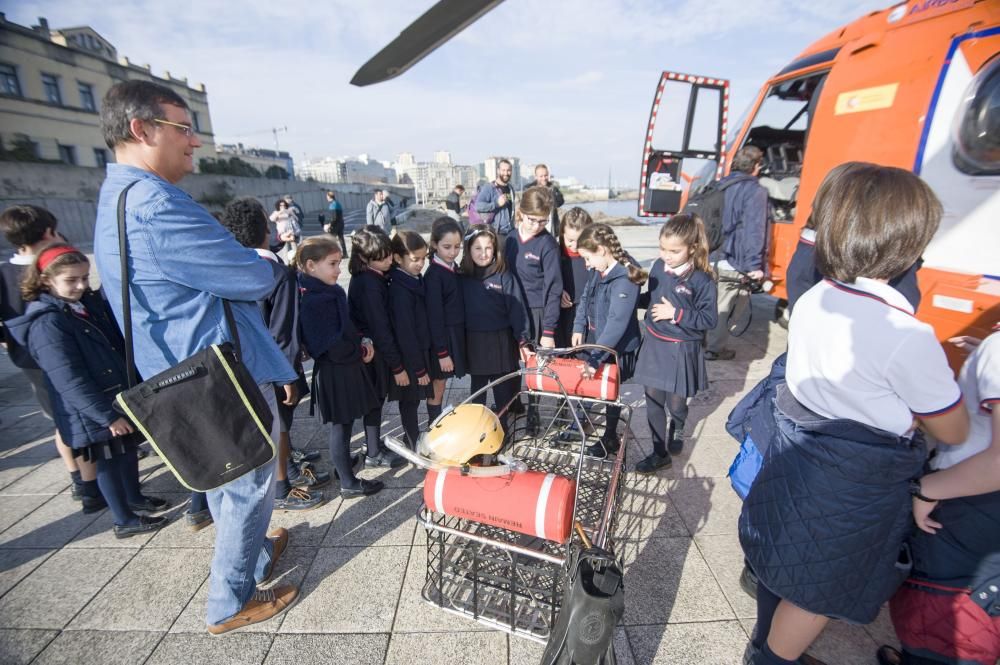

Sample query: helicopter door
[639,72,729,218]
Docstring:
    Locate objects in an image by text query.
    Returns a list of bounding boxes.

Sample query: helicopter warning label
[834,83,899,115]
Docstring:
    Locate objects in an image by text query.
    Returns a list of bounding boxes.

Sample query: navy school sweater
[505,230,563,338]
[785,233,923,313]
[460,267,530,344]
[0,259,36,369]
[348,267,405,375]
[298,273,362,365]
[573,262,641,368]
[388,267,432,379]
[560,247,590,304]
[256,252,301,371]
[424,257,465,359]
[639,260,718,343]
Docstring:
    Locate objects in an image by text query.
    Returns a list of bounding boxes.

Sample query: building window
[0,63,22,96]
[93,148,109,167]
[41,73,62,105]
[78,82,96,111]
[191,111,201,133]
[58,144,76,165]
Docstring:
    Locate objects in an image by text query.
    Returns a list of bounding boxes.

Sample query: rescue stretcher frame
[417,346,630,643]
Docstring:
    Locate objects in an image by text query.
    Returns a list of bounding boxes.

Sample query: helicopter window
[952,55,1000,176]
[740,71,828,222]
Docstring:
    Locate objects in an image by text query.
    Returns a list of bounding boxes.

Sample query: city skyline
[5,1,890,185]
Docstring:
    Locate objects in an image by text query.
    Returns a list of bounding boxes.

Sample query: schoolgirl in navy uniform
[424,218,467,426]
[386,230,434,450]
[297,236,384,498]
[9,244,168,537]
[556,207,594,348]
[347,227,406,469]
[460,226,530,430]
[632,214,718,473]
[571,224,646,457]
[739,163,968,665]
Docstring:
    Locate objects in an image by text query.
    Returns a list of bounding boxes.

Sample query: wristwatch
[909,478,935,503]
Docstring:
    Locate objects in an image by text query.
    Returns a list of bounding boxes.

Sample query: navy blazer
[573,262,641,368]
[8,291,132,448]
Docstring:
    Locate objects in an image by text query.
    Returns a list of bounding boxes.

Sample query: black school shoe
[81,494,108,513]
[129,496,171,514]
[340,479,384,499]
[585,435,621,458]
[114,515,168,539]
[635,453,673,473]
[668,438,684,455]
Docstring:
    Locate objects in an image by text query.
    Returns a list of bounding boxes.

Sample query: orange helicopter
[353,0,1000,369]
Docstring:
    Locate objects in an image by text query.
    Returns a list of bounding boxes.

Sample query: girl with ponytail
[632,214,718,473]
[571,223,645,457]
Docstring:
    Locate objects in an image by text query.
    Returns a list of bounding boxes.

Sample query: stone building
[0,14,215,169]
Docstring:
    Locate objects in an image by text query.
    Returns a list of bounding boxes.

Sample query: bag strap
[116,182,242,389]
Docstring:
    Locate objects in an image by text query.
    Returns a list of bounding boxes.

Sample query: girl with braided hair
[571,223,646,457]
[632,214,717,472]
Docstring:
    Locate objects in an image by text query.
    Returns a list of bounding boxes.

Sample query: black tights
[95,446,144,526]
[469,375,519,431]
[363,403,383,458]
[328,422,360,489]
[398,400,422,450]
[644,387,688,457]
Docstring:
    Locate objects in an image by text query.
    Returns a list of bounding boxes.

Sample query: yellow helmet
[420,404,504,465]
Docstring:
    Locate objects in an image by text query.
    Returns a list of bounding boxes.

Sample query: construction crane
[227,126,288,151]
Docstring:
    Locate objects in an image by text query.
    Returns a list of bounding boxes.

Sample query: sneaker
[274,487,324,512]
[113,515,168,539]
[668,438,684,456]
[289,465,331,490]
[129,495,170,514]
[81,494,108,514]
[634,453,673,474]
[705,349,736,361]
[365,450,406,469]
[340,478,384,499]
[259,527,289,585]
[186,508,214,532]
[290,448,321,464]
[207,584,299,636]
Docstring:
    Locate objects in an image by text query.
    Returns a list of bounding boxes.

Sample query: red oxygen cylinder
[525,356,619,401]
[424,468,576,543]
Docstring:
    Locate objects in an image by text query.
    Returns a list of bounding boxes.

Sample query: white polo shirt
[932,328,1000,470]
[787,278,962,436]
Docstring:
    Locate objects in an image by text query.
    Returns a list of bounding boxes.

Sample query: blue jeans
[205,382,279,625]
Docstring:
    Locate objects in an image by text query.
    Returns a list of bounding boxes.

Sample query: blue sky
[5,0,891,185]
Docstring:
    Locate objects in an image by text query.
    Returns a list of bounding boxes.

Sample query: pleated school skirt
[466,328,520,377]
[633,338,707,397]
[312,359,380,425]
[429,324,468,380]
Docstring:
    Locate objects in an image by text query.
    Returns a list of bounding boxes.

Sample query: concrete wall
[0,161,414,251]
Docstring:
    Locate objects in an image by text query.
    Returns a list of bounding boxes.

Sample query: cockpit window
[952,55,1000,176]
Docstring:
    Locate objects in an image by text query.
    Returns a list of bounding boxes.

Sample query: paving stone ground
[0,227,897,664]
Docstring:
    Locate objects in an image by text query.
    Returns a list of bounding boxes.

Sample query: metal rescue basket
[393,346,630,643]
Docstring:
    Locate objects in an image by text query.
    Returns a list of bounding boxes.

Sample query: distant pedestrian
[445,184,465,222]
[283,194,304,225]
[475,159,516,237]
[366,189,393,235]
[270,200,300,261]
[324,191,346,257]
[524,164,565,237]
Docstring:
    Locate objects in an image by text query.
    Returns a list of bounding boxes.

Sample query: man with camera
[523,164,565,237]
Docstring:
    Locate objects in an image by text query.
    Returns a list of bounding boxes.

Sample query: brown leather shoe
[206,584,298,635]
[259,527,289,585]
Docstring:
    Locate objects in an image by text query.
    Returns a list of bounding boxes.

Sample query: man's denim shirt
[94,164,296,386]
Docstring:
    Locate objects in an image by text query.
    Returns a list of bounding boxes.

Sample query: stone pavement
[0,226,898,664]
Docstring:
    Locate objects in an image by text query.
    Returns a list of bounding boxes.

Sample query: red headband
[37,246,80,272]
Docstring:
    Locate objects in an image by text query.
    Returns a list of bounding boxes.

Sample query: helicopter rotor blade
[351,0,504,87]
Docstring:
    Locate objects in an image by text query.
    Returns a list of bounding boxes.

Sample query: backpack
[466,183,496,227]
[681,174,751,252]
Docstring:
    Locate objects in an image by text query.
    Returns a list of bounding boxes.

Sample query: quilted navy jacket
[7,291,132,448]
[739,385,926,624]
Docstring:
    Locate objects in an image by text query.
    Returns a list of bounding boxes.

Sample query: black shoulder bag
[113,182,276,492]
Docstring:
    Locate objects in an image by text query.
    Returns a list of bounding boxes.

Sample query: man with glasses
[93,80,299,635]
[523,164,565,237]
